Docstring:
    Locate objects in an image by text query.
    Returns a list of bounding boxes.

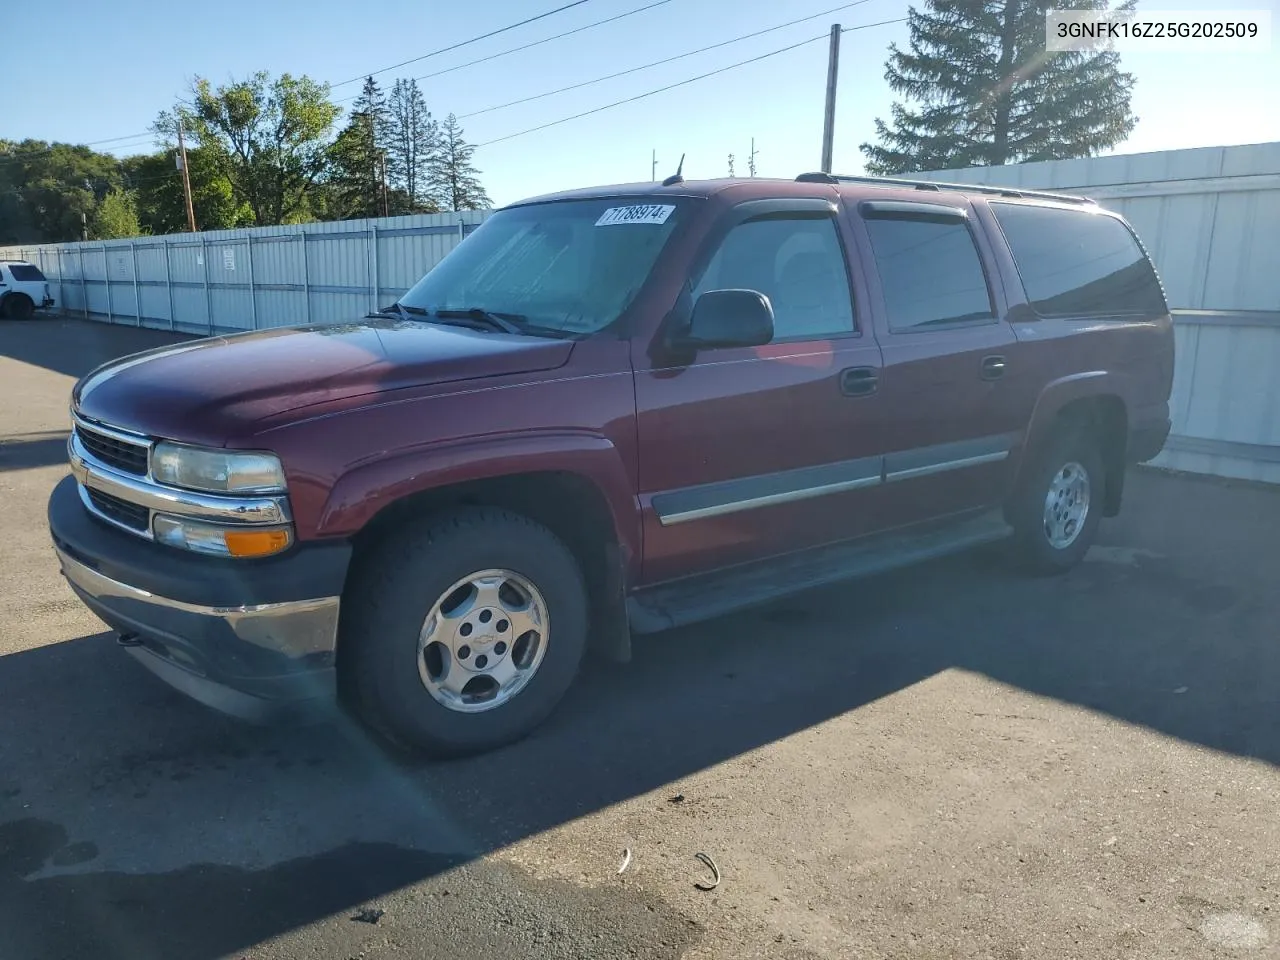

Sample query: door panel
[634,206,887,584]
[851,199,1028,528]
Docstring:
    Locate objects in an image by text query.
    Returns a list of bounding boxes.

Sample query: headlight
[151,442,286,494]
[153,515,293,558]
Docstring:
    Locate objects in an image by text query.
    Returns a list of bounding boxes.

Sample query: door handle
[980,355,1007,380]
[840,366,879,397]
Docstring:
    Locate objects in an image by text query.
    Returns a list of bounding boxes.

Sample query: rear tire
[2,294,34,320]
[1009,427,1104,575]
[341,507,588,758]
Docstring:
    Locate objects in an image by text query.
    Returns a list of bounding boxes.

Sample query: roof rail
[794,171,1095,206]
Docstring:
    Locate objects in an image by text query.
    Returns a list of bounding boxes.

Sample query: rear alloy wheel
[343,508,588,758]
[1010,428,1104,574]
[3,294,34,320]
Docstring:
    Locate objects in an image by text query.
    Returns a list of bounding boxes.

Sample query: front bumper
[49,475,350,722]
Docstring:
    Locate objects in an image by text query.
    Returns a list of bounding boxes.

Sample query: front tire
[1009,427,1104,575]
[342,507,588,758]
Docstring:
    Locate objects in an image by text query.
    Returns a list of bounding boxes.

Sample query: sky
[7,0,1280,208]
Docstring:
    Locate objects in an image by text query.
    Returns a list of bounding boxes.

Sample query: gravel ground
[2,317,1278,960]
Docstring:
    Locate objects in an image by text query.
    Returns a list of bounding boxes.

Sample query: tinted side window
[862,217,994,331]
[693,216,855,340]
[7,263,45,281]
[991,203,1166,317]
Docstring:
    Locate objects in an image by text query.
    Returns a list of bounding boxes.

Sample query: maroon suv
[48,173,1174,756]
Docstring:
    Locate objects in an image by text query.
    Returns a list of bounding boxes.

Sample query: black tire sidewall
[349,509,588,757]
[1013,430,1104,574]
[5,295,34,320]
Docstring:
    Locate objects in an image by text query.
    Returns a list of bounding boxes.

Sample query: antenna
[662,153,685,187]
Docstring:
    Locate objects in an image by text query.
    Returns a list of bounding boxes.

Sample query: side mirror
[676,289,774,350]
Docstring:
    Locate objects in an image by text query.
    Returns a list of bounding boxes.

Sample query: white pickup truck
[0,260,55,319]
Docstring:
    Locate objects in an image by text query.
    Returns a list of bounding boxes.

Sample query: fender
[317,428,643,578]
[1014,370,1132,491]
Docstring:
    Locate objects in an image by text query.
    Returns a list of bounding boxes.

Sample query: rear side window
[7,263,45,281]
[991,203,1166,317]
[862,217,994,331]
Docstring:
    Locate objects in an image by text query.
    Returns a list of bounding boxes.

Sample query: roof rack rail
[795,172,1095,206]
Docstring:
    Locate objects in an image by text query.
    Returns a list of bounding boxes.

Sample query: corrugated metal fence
[1,210,488,335]
[919,142,1280,484]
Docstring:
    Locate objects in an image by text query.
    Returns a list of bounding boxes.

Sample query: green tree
[158,71,340,226]
[385,78,440,214]
[90,188,144,239]
[0,139,121,243]
[429,114,490,212]
[861,0,1137,174]
[121,149,251,234]
[325,77,390,219]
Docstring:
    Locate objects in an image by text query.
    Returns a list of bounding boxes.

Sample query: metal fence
[919,142,1280,484]
[1,210,489,335]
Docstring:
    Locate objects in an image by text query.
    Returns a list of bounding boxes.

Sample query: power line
[331,0,598,89]
[476,17,906,148]
[0,132,160,167]
[477,33,828,148]
[335,0,675,104]
[461,0,879,120]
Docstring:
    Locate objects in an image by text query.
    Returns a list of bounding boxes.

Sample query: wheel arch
[327,433,640,663]
[1016,373,1130,517]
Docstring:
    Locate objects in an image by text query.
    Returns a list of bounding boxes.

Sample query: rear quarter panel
[970,199,1175,474]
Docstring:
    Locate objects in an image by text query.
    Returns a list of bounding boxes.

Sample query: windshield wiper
[368,302,429,321]
[431,307,525,335]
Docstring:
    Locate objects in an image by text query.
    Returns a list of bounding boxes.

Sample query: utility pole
[821,23,841,174]
[379,152,390,217]
[748,138,759,177]
[651,149,658,182]
[176,122,197,232]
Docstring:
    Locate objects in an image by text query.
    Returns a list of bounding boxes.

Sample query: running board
[627,509,1013,634]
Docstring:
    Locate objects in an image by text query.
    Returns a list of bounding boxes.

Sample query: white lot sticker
[595,204,675,226]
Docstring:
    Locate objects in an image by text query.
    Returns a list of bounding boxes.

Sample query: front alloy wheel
[419,569,549,713]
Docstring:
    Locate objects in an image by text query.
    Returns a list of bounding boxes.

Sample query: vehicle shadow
[0,432,69,472]
[1,470,1276,958]
[0,317,195,380]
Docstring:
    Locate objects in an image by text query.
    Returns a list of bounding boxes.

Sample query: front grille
[86,488,150,533]
[76,424,149,476]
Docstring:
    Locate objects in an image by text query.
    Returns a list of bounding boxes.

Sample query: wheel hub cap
[418,568,549,714]
[1043,461,1091,549]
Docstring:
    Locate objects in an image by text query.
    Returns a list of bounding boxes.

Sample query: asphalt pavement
[2,317,1278,959]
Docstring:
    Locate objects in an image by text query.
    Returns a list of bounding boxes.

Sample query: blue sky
[9,0,1280,207]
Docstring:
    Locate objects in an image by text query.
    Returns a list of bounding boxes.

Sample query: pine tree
[329,76,389,218]
[861,0,1137,174]
[385,79,441,214]
[429,115,491,212]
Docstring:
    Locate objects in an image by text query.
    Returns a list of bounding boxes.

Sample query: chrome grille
[85,488,150,532]
[75,422,149,475]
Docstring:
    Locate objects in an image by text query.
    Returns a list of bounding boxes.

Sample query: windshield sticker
[595,204,675,227]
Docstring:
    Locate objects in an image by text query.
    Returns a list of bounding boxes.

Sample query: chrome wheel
[1043,461,1091,549]
[417,568,549,714]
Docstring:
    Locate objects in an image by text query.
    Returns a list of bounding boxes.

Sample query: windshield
[398,198,686,336]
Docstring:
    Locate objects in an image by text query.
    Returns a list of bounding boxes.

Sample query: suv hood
[73,319,575,446]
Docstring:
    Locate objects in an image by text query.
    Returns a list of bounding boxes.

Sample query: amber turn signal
[224,528,293,558]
